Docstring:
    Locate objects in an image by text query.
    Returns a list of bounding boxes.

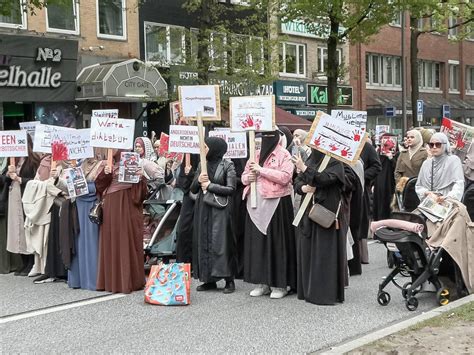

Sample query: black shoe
[223,280,235,294]
[196,282,217,291]
[33,274,49,284]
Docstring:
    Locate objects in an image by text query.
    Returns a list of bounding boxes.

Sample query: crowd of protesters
[0,124,473,305]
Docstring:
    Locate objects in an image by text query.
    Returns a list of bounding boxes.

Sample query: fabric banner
[229,95,275,132]
[209,129,248,159]
[0,130,28,158]
[306,111,366,165]
[168,125,203,154]
[33,124,73,153]
[51,128,94,161]
[331,110,367,131]
[90,117,135,149]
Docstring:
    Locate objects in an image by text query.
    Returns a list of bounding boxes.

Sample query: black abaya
[372,154,397,221]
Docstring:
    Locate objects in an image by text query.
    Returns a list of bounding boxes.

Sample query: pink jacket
[242,145,293,199]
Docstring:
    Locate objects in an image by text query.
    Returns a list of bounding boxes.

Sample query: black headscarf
[308,148,326,168]
[259,131,280,165]
[205,136,228,179]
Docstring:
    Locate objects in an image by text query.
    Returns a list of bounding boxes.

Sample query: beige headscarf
[407,129,423,160]
[81,147,107,181]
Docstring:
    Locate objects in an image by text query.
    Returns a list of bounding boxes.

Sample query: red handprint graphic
[313,136,322,147]
[353,130,361,142]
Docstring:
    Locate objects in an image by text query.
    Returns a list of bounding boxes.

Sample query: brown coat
[394,148,428,182]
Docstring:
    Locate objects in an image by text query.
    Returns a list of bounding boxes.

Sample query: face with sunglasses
[428,140,446,156]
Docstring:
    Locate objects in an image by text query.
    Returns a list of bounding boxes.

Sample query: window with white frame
[232,35,263,72]
[46,0,79,34]
[418,60,440,90]
[145,22,186,66]
[279,42,306,77]
[449,63,460,92]
[0,0,26,29]
[209,32,227,70]
[390,12,402,26]
[466,66,474,92]
[365,53,401,87]
[317,47,342,76]
[448,16,458,37]
[97,0,126,39]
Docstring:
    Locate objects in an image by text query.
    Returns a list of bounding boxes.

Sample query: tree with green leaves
[284,0,397,112]
[0,0,72,17]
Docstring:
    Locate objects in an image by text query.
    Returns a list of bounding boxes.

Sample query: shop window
[418,60,440,90]
[317,47,342,78]
[145,22,186,66]
[0,1,26,29]
[46,0,79,35]
[466,66,474,93]
[209,32,227,70]
[449,63,459,92]
[97,0,126,40]
[279,42,306,77]
[231,35,264,73]
[365,53,401,88]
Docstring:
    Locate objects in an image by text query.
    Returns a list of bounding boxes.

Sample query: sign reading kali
[307,84,353,107]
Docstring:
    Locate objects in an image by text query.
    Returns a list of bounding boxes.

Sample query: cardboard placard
[375,125,390,145]
[306,111,366,165]
[33,124,73,153]
[51,129,94,161]
[90,117,135,149]
[168,125,204,154]
[178,85,221,121]
[380,135,397,155]
[209,129,248,159]
[92,109,118,120]
[0,130,28,158]
[118,152,140,183]
[229,95,275,132]
[441,117,473,155]
[331,110,367,132]
[158,132,184,162]
[169,101,185,125]
[19,121,39,140]
[64,167,89,198]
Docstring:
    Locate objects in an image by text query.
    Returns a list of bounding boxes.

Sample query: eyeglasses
[428,142,445,149]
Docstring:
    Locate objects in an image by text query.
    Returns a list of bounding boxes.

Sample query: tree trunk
[409,16,421,129]
[267,0,280,77]
[197,0,212,84]
[327,17,340,113]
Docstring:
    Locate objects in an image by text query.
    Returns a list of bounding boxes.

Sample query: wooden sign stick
[196,111,207,175]
[248,130,257,208]
[185,153,191,168]
[107,149,113,169]
[292,155,331,227]
[51,159,57,170]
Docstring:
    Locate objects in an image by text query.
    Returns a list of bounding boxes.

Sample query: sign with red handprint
[229,95,275,132]
[305,111,366,166]
[440,117,473,157]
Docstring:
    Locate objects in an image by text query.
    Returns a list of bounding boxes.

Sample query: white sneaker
[270,287,288,299]
[250,284,271,297]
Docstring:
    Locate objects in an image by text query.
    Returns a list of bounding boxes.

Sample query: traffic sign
[442,104,450,118]
[385,106,396,117]
[417,100,424,122]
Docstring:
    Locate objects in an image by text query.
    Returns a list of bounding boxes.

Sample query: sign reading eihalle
[51,129,94,161]
[168,125,203,154]
[0,130,28,158]
[209,129,248,159]
[306,111,365,164]
[90,117,135,149]
[229,95,275,132]
[331,110,367,131]
[178,85,221,121]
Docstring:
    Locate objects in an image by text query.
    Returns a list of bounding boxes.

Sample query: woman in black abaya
[293,149,346,305]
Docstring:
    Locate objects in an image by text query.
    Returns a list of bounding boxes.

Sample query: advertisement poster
[306,111,366,165]
[19,121,40,140]
[119,152,140,183]
[91,109,119,120]
[229,95,275,132]
[64,167,89,198]
[168,125,203,154]
[51,129,94,161]
[158,132,184,162]
[0,130,28,158]
[331,110,367,131]
[90,117,135,149]
[209,129,248,159]
[35,102,77,128]
[32,124,73,154]
[178,85,221,121]
[441,117,473,159]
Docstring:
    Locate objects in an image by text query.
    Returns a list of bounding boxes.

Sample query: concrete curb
[319,294,474,354]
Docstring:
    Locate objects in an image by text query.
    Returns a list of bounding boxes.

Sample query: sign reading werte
[209,129,248,159]
[0,130,28,158]
[168,125,203,154]
[90,117,135,149]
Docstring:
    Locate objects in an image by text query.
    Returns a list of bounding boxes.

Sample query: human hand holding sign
[291,152,306,173]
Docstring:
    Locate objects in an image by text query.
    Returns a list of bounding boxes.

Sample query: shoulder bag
[308,201,341,229]
[88,199,103,225]
[202,161,228,209]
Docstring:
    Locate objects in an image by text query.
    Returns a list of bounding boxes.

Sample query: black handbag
[203,192,228,209]
[88,200,103,225]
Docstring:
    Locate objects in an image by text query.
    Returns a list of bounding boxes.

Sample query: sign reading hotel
[51,129,94,161]
[209,129,248,159]
[306,111,365,164]
[229,95,275,132]
[90,117,135,149]
[331,110,367,131]
[168,125,204,154]
[178,85,221,121]
[0,130,28,158]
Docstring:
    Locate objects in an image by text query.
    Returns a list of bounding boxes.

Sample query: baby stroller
[143,183,182,269]
[374,211,451,311]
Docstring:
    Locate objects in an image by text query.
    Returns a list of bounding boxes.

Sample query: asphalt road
[0,242,439,353]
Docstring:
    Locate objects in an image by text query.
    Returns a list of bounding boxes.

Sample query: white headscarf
[407,129,423,160]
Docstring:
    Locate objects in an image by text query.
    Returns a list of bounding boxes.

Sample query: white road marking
[0,294,126,324]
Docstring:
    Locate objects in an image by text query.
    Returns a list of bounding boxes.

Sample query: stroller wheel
[402,282,422,299]
[436,288,450,306]
[405,297,418,311]
[377,291,391,306]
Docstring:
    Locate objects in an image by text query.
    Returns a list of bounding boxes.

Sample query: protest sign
[375,125,391,145]
[33,124,73,153]
[119,152,140,183]
[306,111,366,164]
[90,117,135,149]
[380,135,398,156]
[169,101,186,125]
[178,85,221,121]
[229,95,275,132]
[168,125,203,154]
[441,117,473,158]
[331,110,367,131]
[92,109,118,120]
[51,129,94,161]
[19,121,39,140]
[158,132,184,162]
[63,167,89,198]
[0,130,28,158]
[209,129,248,159]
